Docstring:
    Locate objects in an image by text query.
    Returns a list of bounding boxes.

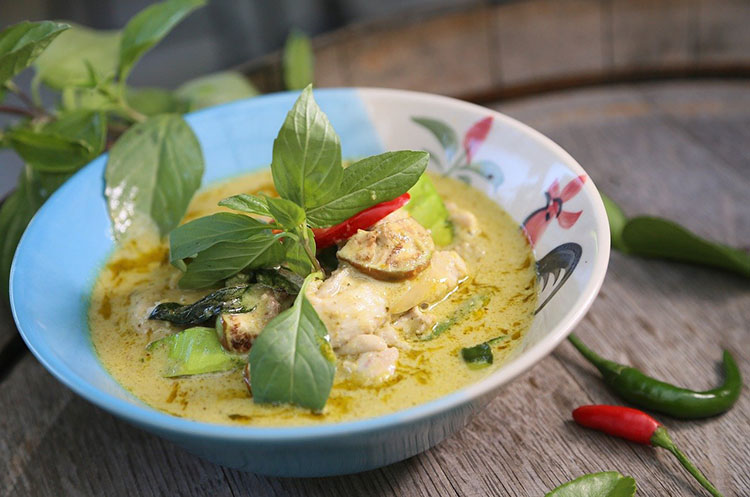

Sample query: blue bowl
[10,88,609,476]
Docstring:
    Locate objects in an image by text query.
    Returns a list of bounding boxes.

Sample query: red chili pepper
[573,405,724,497]
[312,193,410,249]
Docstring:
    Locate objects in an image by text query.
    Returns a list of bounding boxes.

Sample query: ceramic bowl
[10,88,609,477]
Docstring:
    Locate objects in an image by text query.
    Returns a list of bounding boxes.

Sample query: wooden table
[1,80,748,496]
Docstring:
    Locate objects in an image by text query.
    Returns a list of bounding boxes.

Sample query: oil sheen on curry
[89,171,537,426]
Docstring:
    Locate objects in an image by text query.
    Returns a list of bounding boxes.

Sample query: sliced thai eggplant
[337,216,434,281]
[147,326,243,377]
[216,285,290,354]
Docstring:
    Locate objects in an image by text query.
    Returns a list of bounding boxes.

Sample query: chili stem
[651,427,724,497]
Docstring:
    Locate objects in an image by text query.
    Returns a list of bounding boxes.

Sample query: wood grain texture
[1,81,748,496]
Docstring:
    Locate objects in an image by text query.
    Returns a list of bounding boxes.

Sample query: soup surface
[89,171,537,426]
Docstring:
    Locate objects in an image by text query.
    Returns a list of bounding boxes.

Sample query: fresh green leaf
[148,326,242,377]
[33,23,120,89]
[176,71,258,111]
[149,285,253,325]
[282,30,314,90]
[218,193,272,217]
[622,217,750,278]
[266,196,305,229]
[271,85,343,210]
[545,471,637,497]
[306,150,429,227]
[282,227,316,277]
[127,86,185,116]
[118,0,205,81]
[105,113,204,239]
[601,193,629,252]
[0,21,70,85]
[404,174,453,245]
[421,293,490,341]
[179,232,286,289]
[249,273,335,410]
[169,212,269,267]
[9,129,93,172]
[411,116,458,162]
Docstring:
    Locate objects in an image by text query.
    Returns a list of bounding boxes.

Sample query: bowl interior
[10,88,609,439]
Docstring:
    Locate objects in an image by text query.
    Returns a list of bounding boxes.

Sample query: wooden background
[1,1,749,495]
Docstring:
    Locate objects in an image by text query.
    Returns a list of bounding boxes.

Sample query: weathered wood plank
[493,0,606,85]
[697,0,750,65]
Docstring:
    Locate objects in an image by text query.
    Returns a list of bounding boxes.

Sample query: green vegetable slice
[545,471,637,497]
[420,294,490,341]
[601,193,628,253]
[404,174,453,246]
[460,334,509,369]
[249,273,335,410]
[147,326,242,377]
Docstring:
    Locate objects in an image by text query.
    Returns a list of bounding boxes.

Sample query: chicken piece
[307,248,469,382]
[445,202,481,236]
[355,347,399,383]
[217,286,284,353]
[338,216,434,281]
[392,306,437,338]
[337,334,388,355]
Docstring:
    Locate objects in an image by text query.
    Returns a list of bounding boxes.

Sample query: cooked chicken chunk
[338,216,434,281]
[217,286,285,353]
[392,306,437,338]
[446,201,481,236]
[307,248,469,382]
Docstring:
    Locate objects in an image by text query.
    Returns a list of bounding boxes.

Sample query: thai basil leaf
[127,87,186,116]
[282,227,316,277]
[249,274,335,410]
[9,129,94,172]
[176,71,258,111]
[283,30,314,90]
[271,84,343,211]
[60,85,118,112]
[601,193,628,252]
[178,232,286,289]
[118,0,205,81]
[420,293,490,341]
[218,193,272,217]
[169,212,269,267]
[147,326,242,377]
[0,21,69,85]
[266,196,305,229]
[404,173,453,246]
[622,217,750,278]
[10,110,107,172]
[305,150,429,227]
[149,285,252,325]
[105,114,204,239]
[411,116,458,162]
[33,23,120,89]
[545,471,636,497]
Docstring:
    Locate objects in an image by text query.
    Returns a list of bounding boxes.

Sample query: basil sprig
[171,85,428,288]
[603,193,750,278]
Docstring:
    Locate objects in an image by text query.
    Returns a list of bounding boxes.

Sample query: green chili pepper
[567,334,742,419]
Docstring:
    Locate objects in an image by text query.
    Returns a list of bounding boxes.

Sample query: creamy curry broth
[89,171,537,426]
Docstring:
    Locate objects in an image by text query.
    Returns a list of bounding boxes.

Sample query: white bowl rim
[10,87,610,441]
